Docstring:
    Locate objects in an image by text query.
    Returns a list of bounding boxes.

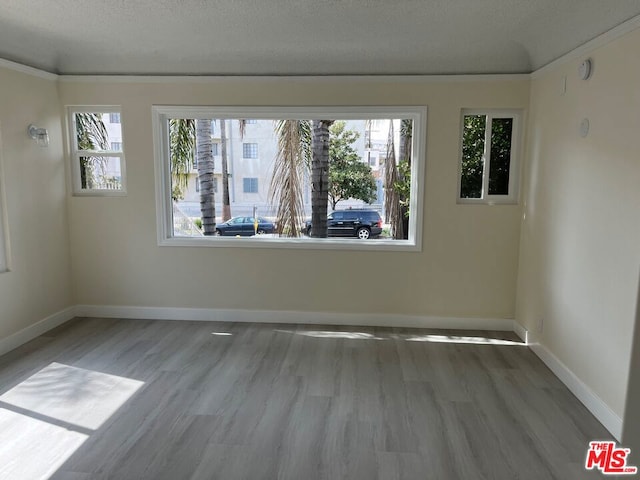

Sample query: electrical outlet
[561,75,567,96]
[536,317,544,333]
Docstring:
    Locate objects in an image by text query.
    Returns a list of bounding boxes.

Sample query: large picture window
[68,107,126,195]
[152,106,426,251]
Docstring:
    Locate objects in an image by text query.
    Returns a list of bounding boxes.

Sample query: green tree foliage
[460,114,486,198]
[328,121,376,210]
[460,115,513,198]
[488,118,513,195]
[394,159,411,217]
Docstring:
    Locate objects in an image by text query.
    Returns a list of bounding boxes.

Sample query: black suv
[305,209,383,239]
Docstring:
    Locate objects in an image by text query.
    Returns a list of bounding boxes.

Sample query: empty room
[0,1,639,479]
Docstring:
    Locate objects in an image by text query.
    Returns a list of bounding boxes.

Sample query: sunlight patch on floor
[0,362,144,430]
[405,334,525,346]
[0,408,87,480]
[277,330,385,340]
[276,329,523,345]
[0,362,144,479]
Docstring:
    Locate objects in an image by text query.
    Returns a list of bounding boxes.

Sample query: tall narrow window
[459,110,520,203]
[68,107,126,195]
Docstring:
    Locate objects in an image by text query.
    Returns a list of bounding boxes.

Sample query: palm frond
[75,113,109,151]
[169,119,195,200]
[269,120,307,237]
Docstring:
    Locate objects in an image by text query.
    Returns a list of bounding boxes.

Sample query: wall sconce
[27,124,49,147]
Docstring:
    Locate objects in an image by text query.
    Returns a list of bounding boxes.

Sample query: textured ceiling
[0,0,639,76]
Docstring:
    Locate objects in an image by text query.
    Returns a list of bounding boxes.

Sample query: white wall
[517,29,640,419]
[58,77,529,320]
[0,64,73,341]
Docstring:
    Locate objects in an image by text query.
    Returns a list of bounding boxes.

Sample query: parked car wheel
[257,229,266,235]
[357,227,371,239]
[215,229,221,236]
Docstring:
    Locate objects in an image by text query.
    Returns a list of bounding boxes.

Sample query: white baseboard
[0,306,76,357]
[529,342,623,441]
[75,304,516,331]
[512,322,529,344]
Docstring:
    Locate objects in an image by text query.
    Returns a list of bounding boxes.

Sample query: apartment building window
[459,109,520,204]
[68,107,126,195]
[109,112,121,124]
[212,143,219,156]
[245,119,257,124]
[243,177,259,193]
[243,143,258,159]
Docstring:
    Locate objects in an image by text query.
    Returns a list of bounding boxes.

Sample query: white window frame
[0,126,10,273]
[457,109,522,205]
[67,106,127,196]
[152,105,427,252]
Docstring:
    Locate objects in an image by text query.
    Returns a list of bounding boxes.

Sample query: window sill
[158,235,421,252]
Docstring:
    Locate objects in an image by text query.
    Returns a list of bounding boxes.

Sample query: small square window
[459,110,520,203]
[243,143,258,159]
[243,177,258,193]
[69,108,126,195]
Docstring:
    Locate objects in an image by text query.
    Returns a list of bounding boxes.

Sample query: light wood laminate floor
[0,318,611,479]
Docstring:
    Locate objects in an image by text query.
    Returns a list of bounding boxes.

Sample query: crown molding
[58,73,530,84]
[0,58,58,81]
[532,13,640,79]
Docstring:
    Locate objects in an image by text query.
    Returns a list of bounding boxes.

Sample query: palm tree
[195,119,216,235]
[384,120,403,239]
[219,119,231,221]
[310,120,334,237]
[269,120,311,237]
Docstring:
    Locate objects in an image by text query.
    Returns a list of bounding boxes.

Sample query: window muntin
[152,106,426,251]
[459,110,520,204]
[68,107,126,195]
